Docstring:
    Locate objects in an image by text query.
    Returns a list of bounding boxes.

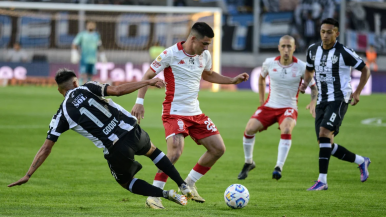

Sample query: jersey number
[79,98,112,127]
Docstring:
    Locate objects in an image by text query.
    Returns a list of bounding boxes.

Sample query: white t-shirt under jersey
[261,56,315,110]
[150,41,212,116]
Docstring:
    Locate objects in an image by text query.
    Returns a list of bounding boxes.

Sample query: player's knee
[281,127,292,135]
[168,151,182,163]
[319,127,332,138]
[210,144,226,158]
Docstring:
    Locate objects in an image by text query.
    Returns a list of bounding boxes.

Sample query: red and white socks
[153,172,169,190]
[243,132,256,164]
[276,134,292,171]
[186,163,211,186]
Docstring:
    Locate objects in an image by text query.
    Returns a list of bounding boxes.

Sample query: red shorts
[162,114,220,145]
[251,106,298,131]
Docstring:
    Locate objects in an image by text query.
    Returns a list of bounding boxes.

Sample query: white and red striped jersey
[150,41,212,116]
[261,56,315,110]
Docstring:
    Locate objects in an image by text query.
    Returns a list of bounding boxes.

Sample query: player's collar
[275,56,297,67]
[177,41,196,57]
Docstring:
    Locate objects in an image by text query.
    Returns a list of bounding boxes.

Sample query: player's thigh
[198,134,226,156]
[279,117,296,134]
[166,133,185,155]
[245,118,264,135]
[249,106,279,132]
[104,142,142,185]
[314,103,326,140]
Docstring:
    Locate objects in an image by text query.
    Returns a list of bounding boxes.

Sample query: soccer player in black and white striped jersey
[8,69,193,206]
[300,18,371,190]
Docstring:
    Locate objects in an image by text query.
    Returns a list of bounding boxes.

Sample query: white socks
[243,133,256,164]
[318,174,327,183]
[354,155,365,165]
[276,135,292,171]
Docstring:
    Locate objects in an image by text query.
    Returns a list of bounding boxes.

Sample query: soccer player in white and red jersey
[131,22,249,209]
[237,35,318,180]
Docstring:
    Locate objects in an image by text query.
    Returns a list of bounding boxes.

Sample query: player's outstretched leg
[127,178,187,207]
[185,163,211,203]
[331,143,371,182]
[238,132,256,180]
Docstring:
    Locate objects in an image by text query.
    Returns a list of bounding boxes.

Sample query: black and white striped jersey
[306,40,366,104]
[46,81,137,154]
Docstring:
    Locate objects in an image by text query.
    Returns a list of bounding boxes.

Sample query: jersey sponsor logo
[204,118,217,132]
[72,93,87,108]
[331,55,338,64]
[291,67,298,77]
[273,68,277,72]
[177,119,185,132]
[156,55,162,62]
[102,117,119,135]
[178,60,185,64]
[317,74,336,82]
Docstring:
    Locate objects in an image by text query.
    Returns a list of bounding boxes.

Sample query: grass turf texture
[0,86,385,217]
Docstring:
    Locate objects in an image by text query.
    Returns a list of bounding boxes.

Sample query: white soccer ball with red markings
[224,184,250,209]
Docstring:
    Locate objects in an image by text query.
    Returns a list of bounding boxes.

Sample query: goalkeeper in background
[71,21,107,84]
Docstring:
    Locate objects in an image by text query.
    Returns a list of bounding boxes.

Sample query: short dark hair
[191,22,214,38]
[55,68,77,85]
[321,18,339,30]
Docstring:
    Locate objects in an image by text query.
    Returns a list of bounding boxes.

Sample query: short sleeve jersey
[73,31,101,64]
[261,56,315,110]
[150,41,212,116]
[306,40,366,104]
[46,81,137,154]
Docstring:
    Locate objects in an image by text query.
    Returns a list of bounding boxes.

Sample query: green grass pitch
[0,86,385,216]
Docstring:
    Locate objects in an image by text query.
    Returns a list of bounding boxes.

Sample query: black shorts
[315,100,349,140]
[104,124,151,184]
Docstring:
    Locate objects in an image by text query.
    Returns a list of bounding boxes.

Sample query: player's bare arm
[299,68,315,92]
[202,70,249,84]
[131,68,157,123]
[350,65,371,106]
[258,75,266,105]
[107,78,164,96]
[8,139,55,187]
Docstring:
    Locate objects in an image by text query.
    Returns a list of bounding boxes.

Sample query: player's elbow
[106,86,123,96]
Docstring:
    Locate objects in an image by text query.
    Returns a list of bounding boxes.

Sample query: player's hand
[306,102,316,118]
[299,83,307,93]
[71,49,80,64]
[131,104,145,124]
[8,175,30,187]
[231,73,249,84]
[148,78,165,89]
[350,92,360,106]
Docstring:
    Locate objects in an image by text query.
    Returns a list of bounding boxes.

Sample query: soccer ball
[224,184,250,209]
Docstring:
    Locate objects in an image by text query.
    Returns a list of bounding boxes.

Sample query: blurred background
[0,0,384,94]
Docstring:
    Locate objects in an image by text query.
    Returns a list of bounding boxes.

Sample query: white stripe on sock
[129,178,138,192]
[153,152,165,164]
[319,143,331,148]
[188,169,204,183]
[153,180,166,189]
[354,155,365,165]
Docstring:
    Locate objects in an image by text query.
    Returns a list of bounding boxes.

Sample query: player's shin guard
[128,178,165,197]
[149,148,184,187]
[186,163,211,185]
[243,132,256,164]
[318,137,332,183]
[276,134,292,170]
[331,143,364,164]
